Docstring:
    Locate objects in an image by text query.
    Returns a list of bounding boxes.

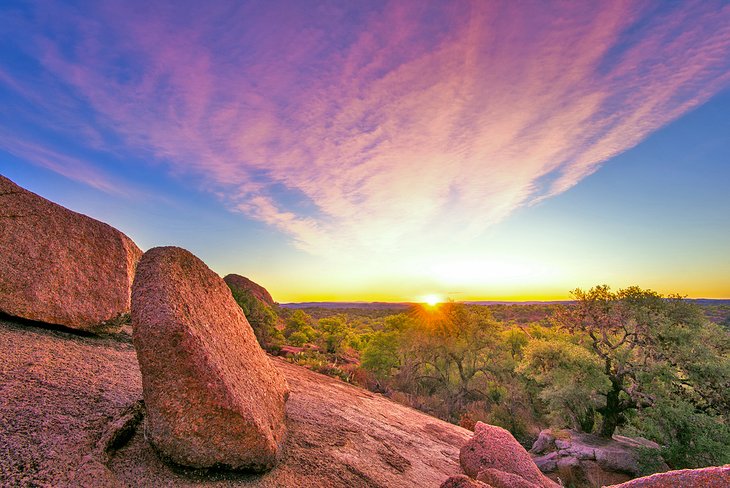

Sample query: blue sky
[1,1,729,301]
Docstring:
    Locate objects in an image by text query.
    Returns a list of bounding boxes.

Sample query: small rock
[595,446,640,475]
[530,430,556,454]
[555,438,571,450]
[477,467,541,488]
[533,451,558,472]
[564,444,596,461]
[460,422,560,488]
[132,247,289,471]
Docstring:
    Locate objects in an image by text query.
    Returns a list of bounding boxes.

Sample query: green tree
[284,310,314,338]
[317,316,350,354]
[519,339,607,432]
[502,326,529,360]
[288,330,309,346]
[362,331,400,379]
[408,304,504,418]
[554,285,730,439]
[229,287,283,351]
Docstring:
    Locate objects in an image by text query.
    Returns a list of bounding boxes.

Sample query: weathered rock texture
[0,174,141,331]
[605,465,730,487]
[224,273,275,307]
[132,246,289,471]
[441,474,493,488]
[0,318,140,486]
[476,468,541,488]
[530,429,667,487]
[460,422,559,488]
[0,316,469,486]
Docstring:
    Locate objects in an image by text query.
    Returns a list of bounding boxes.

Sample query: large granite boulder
[131,246,289,471]
[605,465,730,487]
[460,422,559,488]
[0,175,141,331]
[224,273,275,307]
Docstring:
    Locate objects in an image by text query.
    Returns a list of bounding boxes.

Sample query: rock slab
[605,465,730,488]
[131,246,289,471]
[441,474,493,488]
[460,422,560,488]
[476,468,541,488]
[224,274,275,306]
[0,174,141,331]
[529,429,667,486]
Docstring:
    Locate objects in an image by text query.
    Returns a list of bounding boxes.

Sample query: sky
[1,0,729,302]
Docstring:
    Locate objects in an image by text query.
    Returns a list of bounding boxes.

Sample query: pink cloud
[6,0,730,255]
[0,132,128,196]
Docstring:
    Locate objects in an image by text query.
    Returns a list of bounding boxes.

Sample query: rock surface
[0,316,469,486]
[440,474,493,487]
[224,274,276,307]
[0,174,142,331]
[533,452,558,472]
[605,465,730,487]
[132,246,289,471]
[530,429,667,486]
[0,318,140,486]
[460,422,559,488]
[476,468,540,488]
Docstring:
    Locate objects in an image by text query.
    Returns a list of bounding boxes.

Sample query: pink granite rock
[0,175,141,331]
[131,246,289,471]
[605,465,730,488]
[440,474,493,488]
[460,422,559,488]
[476,468,541,488]
[224,274,275,306]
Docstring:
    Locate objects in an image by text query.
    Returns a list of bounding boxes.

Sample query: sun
[421,294,442,307]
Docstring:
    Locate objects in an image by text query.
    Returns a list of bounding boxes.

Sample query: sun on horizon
[421,294,444,307]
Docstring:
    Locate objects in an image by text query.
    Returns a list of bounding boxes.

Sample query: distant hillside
[281,299,730,327]
[281,302,412,310]
[694,299,730,328]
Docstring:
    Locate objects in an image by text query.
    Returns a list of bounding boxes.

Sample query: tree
[317,316,350,354]
[519,338,607,432]
[284,310,314,338]
[362,331,400,379]
[229,287,283,351]
[407,304,504,418]
[554,285,730,438]
[502,327,529,360]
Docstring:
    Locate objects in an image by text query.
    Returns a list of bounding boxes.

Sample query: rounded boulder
[131,246,289,471]
[0,175,141,331]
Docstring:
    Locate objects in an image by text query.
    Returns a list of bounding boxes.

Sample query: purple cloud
[2,0,729,255]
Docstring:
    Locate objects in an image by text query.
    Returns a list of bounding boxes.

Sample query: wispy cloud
[2,0,730,255]
[0,132,128,196]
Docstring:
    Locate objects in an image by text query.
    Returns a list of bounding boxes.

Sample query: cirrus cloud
[2,0,730,256]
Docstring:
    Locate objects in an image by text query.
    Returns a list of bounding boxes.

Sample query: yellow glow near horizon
[421,294,443,306]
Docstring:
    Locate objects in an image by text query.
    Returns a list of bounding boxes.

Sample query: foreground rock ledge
[132,246,289,471]
[460,422,559,488]
[0,174,141,331]
[605,465,730,488]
